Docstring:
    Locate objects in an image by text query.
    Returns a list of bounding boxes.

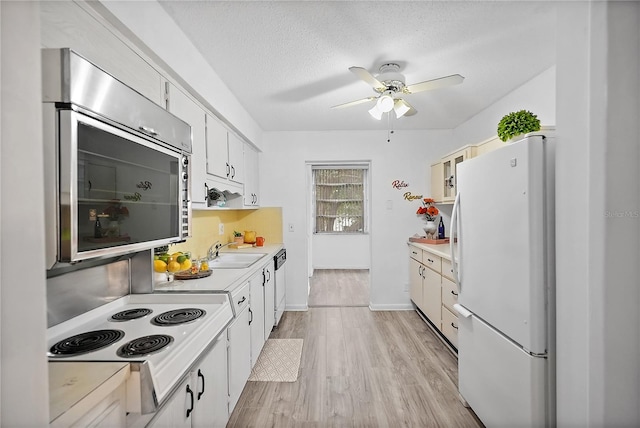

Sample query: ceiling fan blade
[349,66,386,91]
[404,74,464,94]
[394,98,417,117]
[331,96,377,109]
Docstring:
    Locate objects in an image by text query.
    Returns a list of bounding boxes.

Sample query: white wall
[260,129,454,310]
[312,234,370,270]
[1,2,50,425]
[555,2,640,426]
[453,66,556,146]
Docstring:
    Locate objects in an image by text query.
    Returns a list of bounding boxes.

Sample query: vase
[424,221,437,239]
[107,220,120,237]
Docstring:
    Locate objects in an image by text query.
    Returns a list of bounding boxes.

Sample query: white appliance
[274,248,287,326]
[47,293,233,416]
[450,134,555,427]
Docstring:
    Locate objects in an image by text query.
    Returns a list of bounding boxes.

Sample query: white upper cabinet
[40,1,164,106]
[166,83,207,206]
[243,144,260,207]
[205,115,244,187]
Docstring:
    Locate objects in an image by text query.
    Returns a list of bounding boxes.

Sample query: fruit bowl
[153,251,193,275]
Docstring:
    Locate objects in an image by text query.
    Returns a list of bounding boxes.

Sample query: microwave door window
[76,121,179,253]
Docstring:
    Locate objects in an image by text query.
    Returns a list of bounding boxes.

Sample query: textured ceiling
[158,1,556,132]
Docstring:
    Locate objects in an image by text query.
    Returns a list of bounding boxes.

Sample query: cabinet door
[243,144,259,206]
[167,83,207,205]
[422,267,442,326]
[430,162,444,203]
[149,379,192,428]
[205,114,229,179]
[249,271,265,367]
[227,132,244,184]
[192,335,228,428]
[409,257,423,310]
[441,306,459,348]
[227,304,251,414]
[263,264,275,335]
[442,147,476,202]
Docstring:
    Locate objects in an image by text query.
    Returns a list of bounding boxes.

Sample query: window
[313,166,368,233]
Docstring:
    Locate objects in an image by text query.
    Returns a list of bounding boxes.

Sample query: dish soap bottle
[438,217,445,239]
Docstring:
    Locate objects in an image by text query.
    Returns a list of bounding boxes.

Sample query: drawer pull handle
[451,291,458,296]
[451,323,458,330]
[238,296,246,305]
[427,258,434,263]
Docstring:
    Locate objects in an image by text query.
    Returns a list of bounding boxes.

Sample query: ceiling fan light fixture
[393,99,411,118]
[376,94,394,113]
[368,105,383,120]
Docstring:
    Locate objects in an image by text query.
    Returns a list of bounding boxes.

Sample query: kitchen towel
[248,338,303,382]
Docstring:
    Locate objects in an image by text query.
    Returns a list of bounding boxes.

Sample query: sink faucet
[207,241,232,259]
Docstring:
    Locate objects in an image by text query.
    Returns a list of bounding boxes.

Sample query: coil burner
[116,334,174,358]
[49,329,125,357]
[151,308,206,326]
[109,308,153,322]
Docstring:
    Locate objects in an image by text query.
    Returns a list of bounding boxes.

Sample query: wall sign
[391,179,422,202]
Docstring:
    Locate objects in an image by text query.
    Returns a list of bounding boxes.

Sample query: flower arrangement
[103,200,129,222]
[416,198,439,221]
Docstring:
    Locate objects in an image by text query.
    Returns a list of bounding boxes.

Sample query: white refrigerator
[449,134,555,427]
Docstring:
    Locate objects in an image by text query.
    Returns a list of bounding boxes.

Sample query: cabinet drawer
[423,253,441,274]
[441,258,455,281]
[441,306,459,348]
[441,277,459,312]
[408,245,422,263]
[230,282,250,314]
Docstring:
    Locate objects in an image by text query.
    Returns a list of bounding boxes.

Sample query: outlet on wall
[219,223,224,235]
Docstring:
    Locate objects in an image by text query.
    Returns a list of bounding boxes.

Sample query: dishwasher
[274,248,287,326]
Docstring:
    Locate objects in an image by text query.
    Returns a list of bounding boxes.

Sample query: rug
[248,338,304,382]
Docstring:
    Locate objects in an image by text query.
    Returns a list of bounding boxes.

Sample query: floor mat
[248,338,303,382]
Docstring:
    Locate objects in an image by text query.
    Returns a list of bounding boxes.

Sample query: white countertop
[154,243,284,294]
[408,241,457,260]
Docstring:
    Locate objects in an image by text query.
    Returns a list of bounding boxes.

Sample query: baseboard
[369,303,415,311]
[285,304,308,311]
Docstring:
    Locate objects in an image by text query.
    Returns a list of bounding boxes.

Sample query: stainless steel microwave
[42,49,192,268]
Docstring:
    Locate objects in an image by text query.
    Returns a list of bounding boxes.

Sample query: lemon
[200,261,209,271]
[154,259,167,273]
[177,255,188,264]
[180,259,192,271]
[167,261,181,272]
[171,252,183,258]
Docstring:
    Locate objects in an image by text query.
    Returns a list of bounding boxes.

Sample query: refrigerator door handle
[450,191,461,289]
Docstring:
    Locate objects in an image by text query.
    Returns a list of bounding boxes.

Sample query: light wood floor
[227,307,483,427]
[308,269,369,307]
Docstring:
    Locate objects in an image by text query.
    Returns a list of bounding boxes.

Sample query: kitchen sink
[208,253,266,269]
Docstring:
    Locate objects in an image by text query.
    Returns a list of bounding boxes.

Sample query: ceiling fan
[331,63,464,120]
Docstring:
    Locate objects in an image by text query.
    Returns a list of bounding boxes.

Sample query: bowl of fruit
[154,250,212,282]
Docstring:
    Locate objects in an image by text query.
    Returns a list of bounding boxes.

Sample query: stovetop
[46,292,234,412]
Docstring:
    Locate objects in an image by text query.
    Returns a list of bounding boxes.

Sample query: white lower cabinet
[408,243,459,349]
[150,335,229,428]
[227,283,251,414]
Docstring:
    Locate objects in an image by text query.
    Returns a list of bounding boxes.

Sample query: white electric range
[46,292,234,415]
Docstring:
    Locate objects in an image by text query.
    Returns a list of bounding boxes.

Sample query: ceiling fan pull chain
[387,112,395,143]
